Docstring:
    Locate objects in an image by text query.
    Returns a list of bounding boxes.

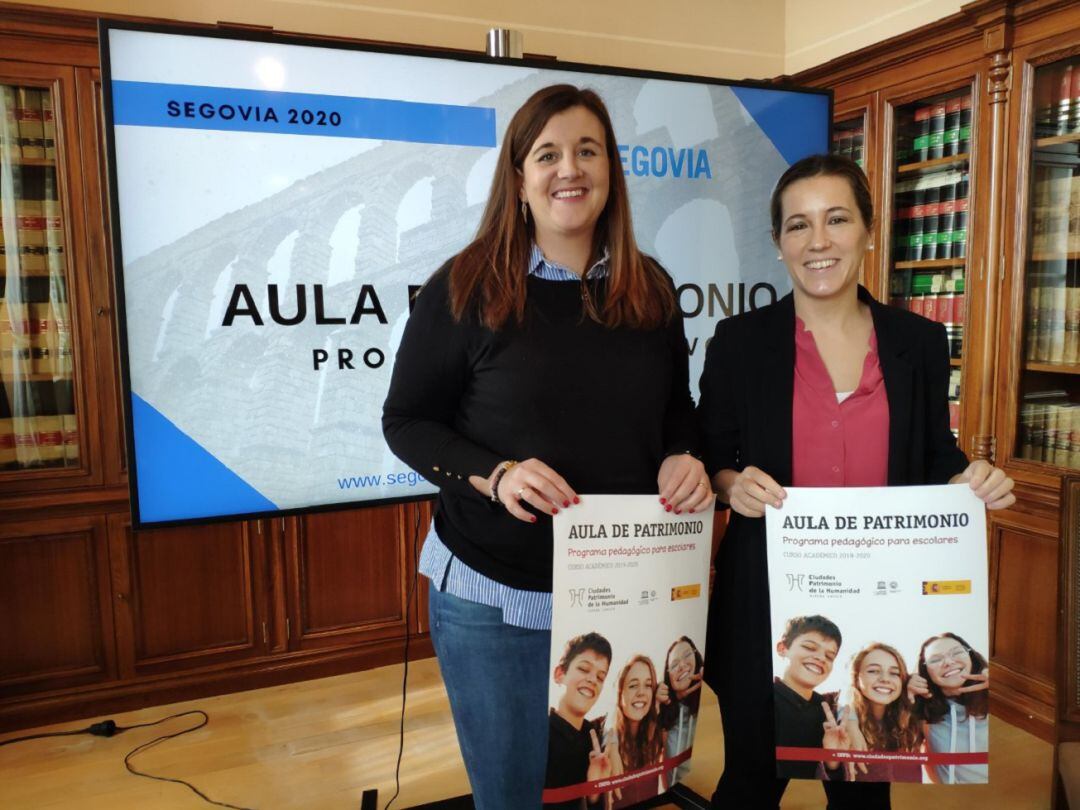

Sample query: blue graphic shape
[131,393,278,523]
[111,81,496,147]
[730,87,829,165]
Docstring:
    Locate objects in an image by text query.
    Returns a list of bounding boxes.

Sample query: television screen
[100,21,830,527]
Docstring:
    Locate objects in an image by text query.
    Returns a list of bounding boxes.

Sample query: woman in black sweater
[382,84,711,809]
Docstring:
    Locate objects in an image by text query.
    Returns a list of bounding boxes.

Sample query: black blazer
[697,286,969,569]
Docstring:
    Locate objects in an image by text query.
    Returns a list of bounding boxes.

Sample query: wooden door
[0,60,105,495]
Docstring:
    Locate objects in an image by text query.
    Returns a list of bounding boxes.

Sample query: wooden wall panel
[109,515,267,675]
[990,522,1058,732]
[286,505,408,649]
[992,527,1057,679]
[0,515,115,695]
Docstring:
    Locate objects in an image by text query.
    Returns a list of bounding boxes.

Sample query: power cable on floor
[384,500,424,810]
[0,709,253,809]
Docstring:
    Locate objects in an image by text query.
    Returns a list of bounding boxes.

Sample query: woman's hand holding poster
[765,484,990,785]
[544,495,712,808]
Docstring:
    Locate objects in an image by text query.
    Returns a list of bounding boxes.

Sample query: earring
[777,254,783,261]
[521,200,529,224]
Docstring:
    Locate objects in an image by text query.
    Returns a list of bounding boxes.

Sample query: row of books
[0,85,56,161]
[891,267,965,293]
[1025,276,1080,365]
[890,291,966,326]
[0,165,64,273]
[896,95,972,164]
[0,301,73,379]
[0,377,74,413]
[893,170,970,262]
[831,127,864,166]
[0,415,77,468]
[1030,165,1080,255]
[0,245,65,278]
[1035,61,1080,139]
[1018,397,1080,468]
[0,273,68,304]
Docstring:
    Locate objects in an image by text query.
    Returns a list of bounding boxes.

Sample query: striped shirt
[417,244,610,630]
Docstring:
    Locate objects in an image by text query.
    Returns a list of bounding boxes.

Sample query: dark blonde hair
[613,654,664,771]
[448,84,675,330]
[770,153,873,239]
[849,642,922,752]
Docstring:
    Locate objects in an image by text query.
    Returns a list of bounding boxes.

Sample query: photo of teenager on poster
[910,633,990,784]
[603,654,665,808]
[829,642,924,783]
[772,615,842,780]
[547,633,614,810]
[658,636,703,786]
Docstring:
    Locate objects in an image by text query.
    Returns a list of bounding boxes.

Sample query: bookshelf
[0,82,78,471]
[1017,56,1080,469]
[0,8,434,736]
[831,114,865,167]
[887,87,973,439]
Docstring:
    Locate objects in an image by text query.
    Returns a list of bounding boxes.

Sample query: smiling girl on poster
[602,654,665,808]
[830,643,924,783]
[657,635,703,786]
[908,632,989,784]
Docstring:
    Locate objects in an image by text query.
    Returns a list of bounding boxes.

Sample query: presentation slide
[101,23,830,526]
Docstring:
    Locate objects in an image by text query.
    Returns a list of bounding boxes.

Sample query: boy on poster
[765,484,990,785]
[543,495,712,808]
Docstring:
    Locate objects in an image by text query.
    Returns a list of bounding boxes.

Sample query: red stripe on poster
[775,746,988,765]
[540,748,693,803]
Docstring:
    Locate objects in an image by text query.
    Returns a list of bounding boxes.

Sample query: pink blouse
[792,317,889,488]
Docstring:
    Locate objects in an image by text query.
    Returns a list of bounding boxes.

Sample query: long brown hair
[914,632,989,724]
[448,84,675,330]
[613,654,664,771]
[848,642,922,752]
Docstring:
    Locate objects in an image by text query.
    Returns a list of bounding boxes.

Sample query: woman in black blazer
[697,154,1014,809]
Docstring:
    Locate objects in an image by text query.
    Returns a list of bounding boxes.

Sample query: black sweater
[382,263,697,590]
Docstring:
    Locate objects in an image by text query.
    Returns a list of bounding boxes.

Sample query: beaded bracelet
[490,460,518,504]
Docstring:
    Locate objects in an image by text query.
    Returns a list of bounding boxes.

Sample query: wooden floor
[0,657,1053,809]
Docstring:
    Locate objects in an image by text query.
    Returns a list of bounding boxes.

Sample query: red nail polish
[660,497,667,505]
[573,496,580,504]
[675,509,682,515]
[531,516,538,523]
[552,508,559,515]
[689,508,695,514]
[665,504,672,512]
[563,500,570,508]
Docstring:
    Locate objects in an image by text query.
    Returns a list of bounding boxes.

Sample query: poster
[101,22,829,525]
[765,485,989,784]
[544,495,712,807]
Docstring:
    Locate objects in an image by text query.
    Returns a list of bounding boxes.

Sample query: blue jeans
[428,586,551,810]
